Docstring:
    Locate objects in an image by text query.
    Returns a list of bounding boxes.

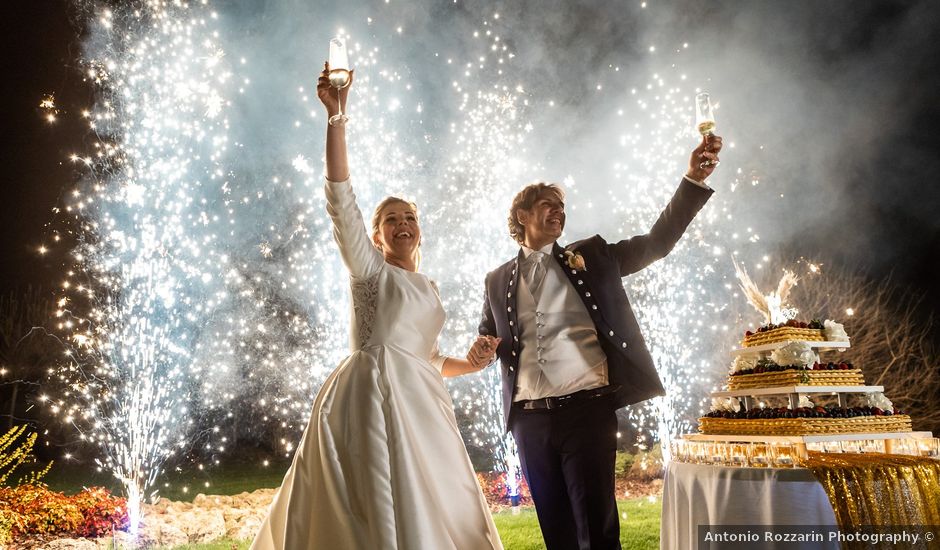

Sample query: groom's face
[519,189,565,247]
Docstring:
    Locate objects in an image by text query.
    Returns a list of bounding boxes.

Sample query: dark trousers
[511,395,621,550]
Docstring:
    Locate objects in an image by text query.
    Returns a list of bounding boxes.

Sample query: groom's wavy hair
[508,183,565,245]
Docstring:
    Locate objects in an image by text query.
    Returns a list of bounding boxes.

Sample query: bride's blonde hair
[371,196,422,266]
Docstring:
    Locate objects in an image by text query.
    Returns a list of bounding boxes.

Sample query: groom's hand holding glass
[685,133,723,183]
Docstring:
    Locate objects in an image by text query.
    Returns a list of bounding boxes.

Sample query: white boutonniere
[564,250,587,271]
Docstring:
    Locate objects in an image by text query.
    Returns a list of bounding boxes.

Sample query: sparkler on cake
[732,258,848,347]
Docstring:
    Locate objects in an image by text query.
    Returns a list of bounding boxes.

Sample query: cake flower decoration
[823,319,849,342]
[710,397,741,413]
[730,354,758,374]
[770,341,817,367]
[866,392,895,413]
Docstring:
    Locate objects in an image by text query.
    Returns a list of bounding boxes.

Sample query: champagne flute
[328,37,351,126]
[694,91,717,168]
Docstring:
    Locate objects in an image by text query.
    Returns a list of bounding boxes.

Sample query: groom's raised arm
[609,134,722,276]
[608,178,713,276]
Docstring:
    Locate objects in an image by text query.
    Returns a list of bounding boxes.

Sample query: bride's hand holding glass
[317,61,354,122]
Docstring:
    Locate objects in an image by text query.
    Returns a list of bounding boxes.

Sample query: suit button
[507,292,512,298]
[514,336,519,341]
[507,306,512,312]
[578,280,583,285]
[509,321,514,326]
[558,254,564,258]
[510,280,514,286]
[622,342,627,348]
[571,269,577,274]
[592,305,598,310]
[585,292,591,297]
[609,330,614,336]
[511,351,516,356]
[509,366,514,372]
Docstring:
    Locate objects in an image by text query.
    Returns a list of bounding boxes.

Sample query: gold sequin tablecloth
[803,451,940,530]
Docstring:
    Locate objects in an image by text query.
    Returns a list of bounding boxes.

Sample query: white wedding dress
[251,179,503,550]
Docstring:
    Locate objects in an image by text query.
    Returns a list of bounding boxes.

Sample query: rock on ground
[16,488,278,549]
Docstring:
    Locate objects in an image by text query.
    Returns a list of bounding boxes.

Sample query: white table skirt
[660,461,840,549]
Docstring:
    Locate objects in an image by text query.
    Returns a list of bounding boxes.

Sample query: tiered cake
[697,318,914,436]
[677,261,932,459]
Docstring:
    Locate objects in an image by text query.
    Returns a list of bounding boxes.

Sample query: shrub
[72,486,130,537]
[476,471,532,507]
[626,443,664,481]
[0,425,52,487]
[0,484,83,536]
[615,451,635,478]
[0,484,129,541]
[0,508,14,545]
[0,425,55,542]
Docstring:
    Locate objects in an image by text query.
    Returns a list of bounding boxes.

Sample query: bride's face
[373,202,421,258]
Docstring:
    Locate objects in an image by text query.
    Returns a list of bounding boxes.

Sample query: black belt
[516,384,620,411]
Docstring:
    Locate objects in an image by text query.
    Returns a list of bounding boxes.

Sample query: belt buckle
[548,394,574,410]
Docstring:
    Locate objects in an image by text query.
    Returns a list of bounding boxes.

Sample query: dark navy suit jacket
[479,178,714,432]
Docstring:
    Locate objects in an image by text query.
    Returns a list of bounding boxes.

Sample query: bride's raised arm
[318,63,383,280]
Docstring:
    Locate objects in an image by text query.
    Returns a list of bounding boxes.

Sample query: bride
[250,64,503,549]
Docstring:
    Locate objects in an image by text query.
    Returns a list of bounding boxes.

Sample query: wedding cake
[727,321,862,390]
[696,262,913,437]
[742,319,825,347]
[699,317,913,436]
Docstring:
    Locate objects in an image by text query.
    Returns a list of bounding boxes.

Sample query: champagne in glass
[329,68,351,88]
[695,92,716,136]
[328,37,351,126]
[695,91,718,167]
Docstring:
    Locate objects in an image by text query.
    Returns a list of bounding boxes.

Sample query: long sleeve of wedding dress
[324,178,383,280]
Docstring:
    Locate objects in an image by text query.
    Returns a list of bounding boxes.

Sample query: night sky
[2,0,940,318]
[2,2,88,295]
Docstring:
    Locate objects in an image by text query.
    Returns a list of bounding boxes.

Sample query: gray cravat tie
[525,252,547,302]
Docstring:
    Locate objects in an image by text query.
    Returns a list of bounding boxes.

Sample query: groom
[475,135,722,549]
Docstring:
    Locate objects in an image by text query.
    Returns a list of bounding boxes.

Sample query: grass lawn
[152,497,662,550]
[41,458,662,549]
[491,498,661,550]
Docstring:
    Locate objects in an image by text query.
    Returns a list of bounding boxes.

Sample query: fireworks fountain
[43,0,777,534]
[49,4,245,532]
